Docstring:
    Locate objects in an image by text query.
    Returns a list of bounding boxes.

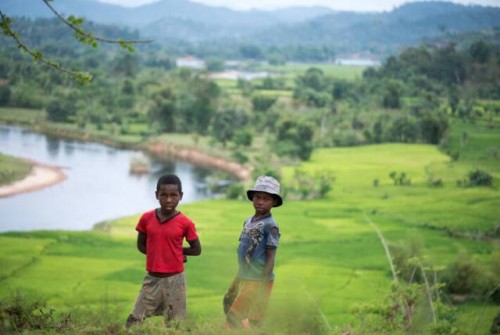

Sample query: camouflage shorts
[130,272,186,322]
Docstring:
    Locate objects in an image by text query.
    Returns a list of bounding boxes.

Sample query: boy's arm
[264,225,279,280]
[137,231,147,254]
[264,248,276,281]
[183,238,202,256]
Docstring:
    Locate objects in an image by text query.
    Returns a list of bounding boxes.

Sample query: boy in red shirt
[126,174,201,328]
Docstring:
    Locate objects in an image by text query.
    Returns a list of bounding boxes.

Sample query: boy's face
[252,191,276,216]
[156,184,183,213]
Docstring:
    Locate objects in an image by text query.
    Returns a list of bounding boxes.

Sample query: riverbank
[0,117,253,184]
[31,120,254,182]
[0,160,67,198]
[0,125,251,200]
[145,140,252,181]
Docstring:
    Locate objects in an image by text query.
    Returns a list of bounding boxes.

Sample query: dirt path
[0,161,67,198]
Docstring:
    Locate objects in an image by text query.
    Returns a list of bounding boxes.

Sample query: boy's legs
[223,278,241,315]
[126,273,186,328]
[225,280,273,328]
[126,274,164,327]
[248,281,273,325]
[162,272,187,324]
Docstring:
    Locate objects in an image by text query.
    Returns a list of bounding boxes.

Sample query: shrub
[286,168,334,200]
[389,236,425,283]
[488,251,500,303]
[231,150,249,164]
[225,183,245,200]
[491,313,500,334]
[389,171,411,186]
[428,177,443,187]
[0,293,70,333]
[251,94,277,112]
[46,99,71,122]
[442,253,481,295]
[0,85,11,106]
[467,169,493,186]
[251,166,281,181]
[275,119,314,160]
[232,129,253,147]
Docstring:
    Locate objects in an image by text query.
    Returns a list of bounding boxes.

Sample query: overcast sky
[97,0,500,11]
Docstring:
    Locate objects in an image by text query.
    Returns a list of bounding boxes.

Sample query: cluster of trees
[0,17,499,165]
[288,40,499,148]
[186,43,335,64]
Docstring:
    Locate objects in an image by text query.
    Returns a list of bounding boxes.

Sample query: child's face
[156,184,183,213]
[252,191,276,216]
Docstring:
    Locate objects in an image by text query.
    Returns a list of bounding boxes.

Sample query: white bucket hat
[246,175,283,207]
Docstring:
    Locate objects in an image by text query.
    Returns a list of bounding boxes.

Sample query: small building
[208,70,269,81]
[176,56,205,69]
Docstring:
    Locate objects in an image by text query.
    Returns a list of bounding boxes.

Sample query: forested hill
[255,2,500,56]
[2,0,499,57]
[1,0,332,28]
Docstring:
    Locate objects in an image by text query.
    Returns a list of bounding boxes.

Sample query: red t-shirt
[136,210,199,274]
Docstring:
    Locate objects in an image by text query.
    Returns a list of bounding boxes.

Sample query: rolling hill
[2,0,499,58]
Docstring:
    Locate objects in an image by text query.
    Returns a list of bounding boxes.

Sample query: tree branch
[0,0,154,83]
[42,0,152,50]
[0,11,93,83]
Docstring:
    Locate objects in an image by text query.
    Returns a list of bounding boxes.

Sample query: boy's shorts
[224,278,274,323]
[130,272,186,322]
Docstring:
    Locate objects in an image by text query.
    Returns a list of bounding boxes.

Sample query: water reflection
[46,136,60,157]
[0,126,230,232]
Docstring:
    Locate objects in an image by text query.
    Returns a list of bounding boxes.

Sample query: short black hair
[156,174,182,193]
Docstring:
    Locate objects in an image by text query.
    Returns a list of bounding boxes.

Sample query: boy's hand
[183,255,188,263]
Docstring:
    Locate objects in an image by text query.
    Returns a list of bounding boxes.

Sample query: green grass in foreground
[1,134,499,333]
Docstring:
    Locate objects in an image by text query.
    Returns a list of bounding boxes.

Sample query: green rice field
[0,115,498,334]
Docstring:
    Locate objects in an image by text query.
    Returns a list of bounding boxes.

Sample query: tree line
[0,17,499,164]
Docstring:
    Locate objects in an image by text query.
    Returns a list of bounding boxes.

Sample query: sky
[97,0,500,11]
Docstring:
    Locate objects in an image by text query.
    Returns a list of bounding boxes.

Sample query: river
[0,126,223,232]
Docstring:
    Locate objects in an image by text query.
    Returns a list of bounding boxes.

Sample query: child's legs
[223,278,241,315]
[127,274,164,326]
[226,280,273,328]
[162,272,187,323]
[248,281,273,323]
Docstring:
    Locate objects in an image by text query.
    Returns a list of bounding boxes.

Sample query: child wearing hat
[223,175,283,329]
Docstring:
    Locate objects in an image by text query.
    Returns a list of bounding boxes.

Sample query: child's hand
[183,255,188,263]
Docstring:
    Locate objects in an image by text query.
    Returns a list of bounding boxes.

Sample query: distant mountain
[252,2,500,56]
[1,0,336,47]
[2,0,499,58]
[1,0,132,24]
[262,6,335,23]
[0,0,325,27]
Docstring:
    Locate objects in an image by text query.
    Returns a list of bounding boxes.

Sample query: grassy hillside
[1,113,498,334]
